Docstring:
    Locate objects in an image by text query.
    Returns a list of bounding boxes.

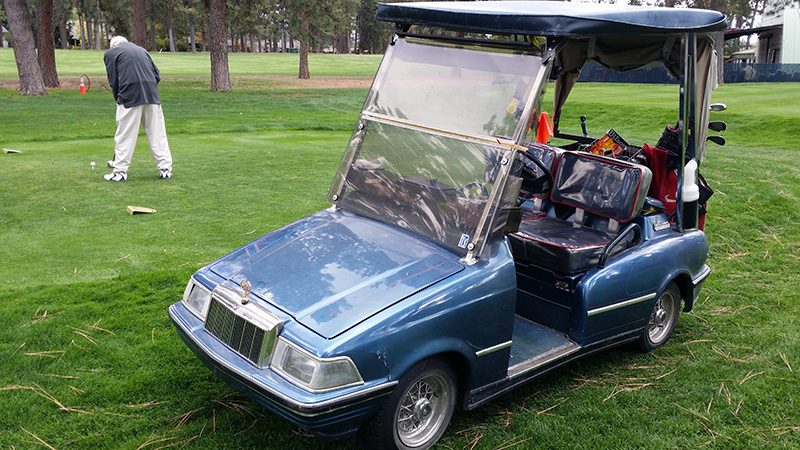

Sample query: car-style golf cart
[169,2,726,449]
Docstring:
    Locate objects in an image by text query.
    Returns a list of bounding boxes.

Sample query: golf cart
[168,2,726,449]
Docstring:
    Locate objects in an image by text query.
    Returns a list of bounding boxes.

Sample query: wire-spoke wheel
[359,358,457,450]
[638,282,681,351]
[395,370,453,447]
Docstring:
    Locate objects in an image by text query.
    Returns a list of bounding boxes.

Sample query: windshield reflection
[338,121,512,254]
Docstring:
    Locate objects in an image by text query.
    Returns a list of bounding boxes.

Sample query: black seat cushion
[509,216,614,274]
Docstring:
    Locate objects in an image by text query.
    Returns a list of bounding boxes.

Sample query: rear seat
[509,151,652,274]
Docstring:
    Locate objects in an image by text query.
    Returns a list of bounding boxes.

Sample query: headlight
[271,338,363,392]
[182,279,212,319]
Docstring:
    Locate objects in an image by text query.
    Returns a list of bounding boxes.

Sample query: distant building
[782,3,800,63]
[2,25,9,48]
[725,3,800,63]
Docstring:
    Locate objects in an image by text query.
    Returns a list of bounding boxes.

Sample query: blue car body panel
[207,210,465,339]
[169,210,521,438]
[170,207,708,436]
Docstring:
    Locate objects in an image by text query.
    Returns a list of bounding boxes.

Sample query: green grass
[0,48,384,88]
[1,54,799,450]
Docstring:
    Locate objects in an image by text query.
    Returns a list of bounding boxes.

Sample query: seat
[509,151,652,274]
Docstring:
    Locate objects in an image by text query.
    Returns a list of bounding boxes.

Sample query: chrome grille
[205,298,270,366]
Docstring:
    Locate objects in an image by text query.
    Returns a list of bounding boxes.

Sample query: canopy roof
[376,1,727,37]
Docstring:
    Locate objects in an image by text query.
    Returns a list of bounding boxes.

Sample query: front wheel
[360,358,457,450]
[638,282,681,351]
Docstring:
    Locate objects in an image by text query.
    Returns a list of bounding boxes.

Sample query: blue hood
[209,210,463,339]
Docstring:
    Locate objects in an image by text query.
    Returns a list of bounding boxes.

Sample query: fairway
[1,50,799,449]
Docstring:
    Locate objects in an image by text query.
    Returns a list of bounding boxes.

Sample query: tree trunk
[79,13,87,49]
[150,13,157,51]
[167,7,177,52]
[133,0,147,48]
[189,16,196,52]
[35,0,60,88]
[209,0,232,91]
[86,16,94,50]
[335,31,349,54]
[3,0,48,95]
[299,15,310,79]
[201,29,207,52]
[54,0,69,49]
[94,11,102,49]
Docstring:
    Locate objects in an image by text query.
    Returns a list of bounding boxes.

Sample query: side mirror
[707,135,726,146]
[710,103,727,112]
[708,121,726,132]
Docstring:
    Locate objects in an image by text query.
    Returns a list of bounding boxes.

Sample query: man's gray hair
[110,36,128,49]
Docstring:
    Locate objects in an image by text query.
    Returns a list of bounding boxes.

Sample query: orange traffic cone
[536,111,553,144]
[79,76,87,94]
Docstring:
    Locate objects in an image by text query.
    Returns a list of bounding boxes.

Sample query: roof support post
[678,33,699,231]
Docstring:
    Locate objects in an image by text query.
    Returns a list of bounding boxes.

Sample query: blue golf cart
[169,2,726,449]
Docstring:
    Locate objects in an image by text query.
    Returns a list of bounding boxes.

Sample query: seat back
[551,152,652,223]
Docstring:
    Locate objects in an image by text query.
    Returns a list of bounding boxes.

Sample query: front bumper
[168,302,396,439]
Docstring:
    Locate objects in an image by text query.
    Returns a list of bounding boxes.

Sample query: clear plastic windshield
[329,38,544,256]
[365,38,544,138]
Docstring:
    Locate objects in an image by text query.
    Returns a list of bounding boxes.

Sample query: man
[103,36,173,181]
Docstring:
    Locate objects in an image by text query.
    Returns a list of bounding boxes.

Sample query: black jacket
[104,42,161,108]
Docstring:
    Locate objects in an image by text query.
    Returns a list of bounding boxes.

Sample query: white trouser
[111,103,172,173]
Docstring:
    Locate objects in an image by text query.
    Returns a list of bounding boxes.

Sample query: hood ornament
[240,280,252,305]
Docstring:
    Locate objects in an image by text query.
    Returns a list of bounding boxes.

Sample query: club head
[707,135,726,146]
[708,121,726,132]
[710,103,727,112]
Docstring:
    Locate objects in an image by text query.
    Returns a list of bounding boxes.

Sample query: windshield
[365,38,544,138]
[329,38,545,256]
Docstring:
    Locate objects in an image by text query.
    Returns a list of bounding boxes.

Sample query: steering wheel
[518,150,554,204]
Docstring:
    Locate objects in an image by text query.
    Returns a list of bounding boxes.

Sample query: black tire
[638,282,681,352]
[359,358,457,450]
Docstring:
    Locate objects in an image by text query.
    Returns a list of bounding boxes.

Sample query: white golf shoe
[103,171,127,182]
[159,168,172,180]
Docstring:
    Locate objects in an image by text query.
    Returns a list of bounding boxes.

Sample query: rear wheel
[360,358,457,450]
[638,282,681,351]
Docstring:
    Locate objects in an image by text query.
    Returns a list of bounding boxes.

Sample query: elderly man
[103,36,173,181]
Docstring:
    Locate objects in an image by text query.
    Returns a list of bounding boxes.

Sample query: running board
[507,341,581,379]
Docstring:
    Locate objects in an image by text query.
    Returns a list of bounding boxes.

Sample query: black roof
[376,1,727,37]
